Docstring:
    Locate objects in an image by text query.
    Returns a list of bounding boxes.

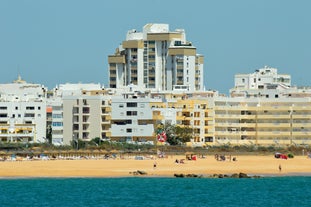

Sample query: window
[126,128,132,133]
[119,104,124,108]
[0,107,7,110]
[125,120,132,124]
[24,113,35,117]
[52,122,63,127]
[26,106,35,110]
[82,107,90,113]
[127,102,137,107]
[52,114,63,118]
[126,111,137,116]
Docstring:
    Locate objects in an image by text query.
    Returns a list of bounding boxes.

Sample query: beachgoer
[153,161,157,169]
[279,164,282,172]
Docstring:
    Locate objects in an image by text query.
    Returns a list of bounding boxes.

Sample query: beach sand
[0,155,310,178]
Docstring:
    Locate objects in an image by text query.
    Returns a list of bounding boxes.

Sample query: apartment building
[110,91,154,143]
[230,66,292,98]
[212,97,311,146]
[47,98,63,145]
[149,91,216,147]
[108,23,204,92]
[50,83,111,145]
[0,76,47,143]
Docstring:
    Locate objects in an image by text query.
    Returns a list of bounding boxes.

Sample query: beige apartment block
[213,97,311,146]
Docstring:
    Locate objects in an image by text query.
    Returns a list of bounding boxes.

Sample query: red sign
[157,131,167,142]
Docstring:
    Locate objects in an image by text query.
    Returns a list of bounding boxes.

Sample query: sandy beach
[0,155,310,178]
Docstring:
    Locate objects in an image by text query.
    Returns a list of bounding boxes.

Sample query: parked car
[274,152,288,159]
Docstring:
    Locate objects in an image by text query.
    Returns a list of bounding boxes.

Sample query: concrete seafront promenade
[0,155,310,178]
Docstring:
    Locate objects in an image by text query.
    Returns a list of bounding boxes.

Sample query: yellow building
[149,91,216,147]
[213,97,311,146]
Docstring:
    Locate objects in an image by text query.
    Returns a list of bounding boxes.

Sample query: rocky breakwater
[174,172,261,178]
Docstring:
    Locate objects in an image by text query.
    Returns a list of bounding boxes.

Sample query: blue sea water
[0,177,310,207]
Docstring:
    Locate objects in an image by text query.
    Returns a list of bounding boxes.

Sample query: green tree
[175,125,192,143]
[156,123,193,145]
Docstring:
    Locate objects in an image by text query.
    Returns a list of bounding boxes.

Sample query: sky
[0,0,310,94]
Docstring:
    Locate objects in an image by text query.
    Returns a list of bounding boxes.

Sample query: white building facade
[110,93,155,143]
[108,23,204,92]
[230,66,292,98]
[0,77,47,143]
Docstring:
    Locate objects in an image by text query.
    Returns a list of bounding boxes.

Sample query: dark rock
[252,175,261,179]
[186,174,198,178]
[239,172,250,178]
[137,170,147,175]
[212,174,219,178]
[174,173,185,178]
[231,173,239,178]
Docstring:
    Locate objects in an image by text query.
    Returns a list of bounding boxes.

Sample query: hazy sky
[1,0,310,94]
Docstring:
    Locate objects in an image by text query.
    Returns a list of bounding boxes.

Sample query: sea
[0,176,310,207]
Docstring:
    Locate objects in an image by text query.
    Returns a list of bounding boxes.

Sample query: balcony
[101,107,111,114]
[101,125,110,132]
[215,122,237,126]
[292,131,311,136]
[293,123,311,128]
[215,114,256,119]
[257,131,290,136]
[101,117,110,124]
[110,73,116,78]
[204,117,214,121]
[257,114,289,119]
[257,123,291,128]
[292,114,311,119]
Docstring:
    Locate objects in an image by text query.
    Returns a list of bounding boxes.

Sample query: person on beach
[153,161,157,169]
[279,164,282,172]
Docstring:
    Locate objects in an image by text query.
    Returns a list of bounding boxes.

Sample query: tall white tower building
[108,23,204,92]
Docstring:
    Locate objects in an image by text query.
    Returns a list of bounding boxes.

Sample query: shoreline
[0,155,310,178]
[1,173,311,179]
